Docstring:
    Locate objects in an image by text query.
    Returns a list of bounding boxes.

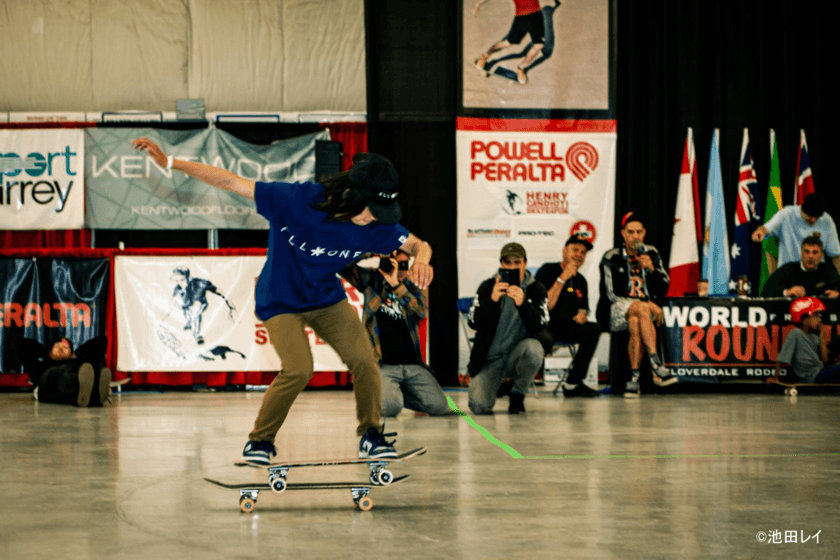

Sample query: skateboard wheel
[270,477,287,494]
[369,473,379,485]
[377,470,394,486]
[357,496,373,511]
[789,388,798,396]
[240,497,256,513]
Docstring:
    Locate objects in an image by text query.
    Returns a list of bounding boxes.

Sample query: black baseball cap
[348,153,402,224]
[565,234,593,251]
[801,193,825,219]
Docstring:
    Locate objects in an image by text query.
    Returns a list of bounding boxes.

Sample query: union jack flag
[794,129,815,205]
[729,129,762,295]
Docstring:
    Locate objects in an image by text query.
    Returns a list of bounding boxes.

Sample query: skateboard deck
[767,378,840,396]
[235,446,425,487]
[474,59,522,83]
[205,474,410,512]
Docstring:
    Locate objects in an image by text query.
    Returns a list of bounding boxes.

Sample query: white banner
[115,256,363,372]
[456,119,617,368]
[0,129,85,230]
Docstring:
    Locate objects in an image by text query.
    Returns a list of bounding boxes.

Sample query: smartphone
[498,268,520,287]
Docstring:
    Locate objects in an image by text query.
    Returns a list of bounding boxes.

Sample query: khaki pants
[249,299,382,441]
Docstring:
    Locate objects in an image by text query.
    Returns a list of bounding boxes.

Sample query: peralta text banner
[115,256,364,372]
[0,257,109,373]
[0,129,85,230]
[660,297,840,380]
[85,127,329,230]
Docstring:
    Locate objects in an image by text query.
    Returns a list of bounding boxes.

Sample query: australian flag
[730,129,762,295]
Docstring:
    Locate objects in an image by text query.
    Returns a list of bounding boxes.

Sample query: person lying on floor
[16,335,111,407]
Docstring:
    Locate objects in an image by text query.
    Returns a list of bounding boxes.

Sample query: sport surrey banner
[0,129,85,230]
[85,128,329,230]
[115,256,364,372]
[0,257,109,373]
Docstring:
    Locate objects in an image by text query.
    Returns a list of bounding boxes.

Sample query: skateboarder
[131,138,434,465]
[775,297,840,383]
[473,0,561,85]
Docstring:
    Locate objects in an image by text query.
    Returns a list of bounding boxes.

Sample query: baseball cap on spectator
[565,234,593,251]
[500,242,527,260]
[801,193,825,219]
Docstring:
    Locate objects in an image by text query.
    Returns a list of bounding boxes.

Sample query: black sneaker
[562,383,600,398]
[241,440,277,465]
[359,427,398,458]
[508,392,526,414]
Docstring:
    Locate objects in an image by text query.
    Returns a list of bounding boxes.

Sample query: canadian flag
[666,128,702,296]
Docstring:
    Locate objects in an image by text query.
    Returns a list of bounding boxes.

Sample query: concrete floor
[1,387,837,560]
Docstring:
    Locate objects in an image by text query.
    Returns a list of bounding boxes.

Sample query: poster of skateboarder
[462,0,613,112]
[115,255,363,372]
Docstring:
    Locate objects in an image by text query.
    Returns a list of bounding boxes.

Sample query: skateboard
[234,446,426,490]
[474,59,522,84]
[766,378,840,396]
[205,474,410,513]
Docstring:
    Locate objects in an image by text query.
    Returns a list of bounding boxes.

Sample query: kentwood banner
[0,129,85,230]
[660,297,840,380]
[0,257,109,373]
[85,128,329,230]
[115,256,364,372]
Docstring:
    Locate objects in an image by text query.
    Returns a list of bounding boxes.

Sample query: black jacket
[761,261,840,297]
[596,246,669,330]
[466,272,552,376]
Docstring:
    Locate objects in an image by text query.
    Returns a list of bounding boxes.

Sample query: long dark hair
[311,171,367,222]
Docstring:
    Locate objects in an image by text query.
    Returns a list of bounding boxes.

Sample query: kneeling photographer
[340,249,450,418]
[466,242,552,415]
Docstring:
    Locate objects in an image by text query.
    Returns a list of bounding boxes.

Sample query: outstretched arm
[132,137,256,200]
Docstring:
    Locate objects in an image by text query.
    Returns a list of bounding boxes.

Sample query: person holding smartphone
[465,242,552,414]
[340,249,450,417]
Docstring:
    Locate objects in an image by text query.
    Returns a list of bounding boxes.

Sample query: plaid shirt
[339,263,427,364]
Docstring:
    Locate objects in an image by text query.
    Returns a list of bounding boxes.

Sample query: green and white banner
[85,128,329,230]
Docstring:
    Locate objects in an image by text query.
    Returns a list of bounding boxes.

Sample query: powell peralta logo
[0,302,92,327]
[0,148,78,213]
[469,140,599,183]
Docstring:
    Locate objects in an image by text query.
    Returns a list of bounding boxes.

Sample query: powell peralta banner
[660,298,840,381]
[115,256,364,372]
[456,119,616,308]
[456,118,616,371]
[85,128,329,230]
[0,129,85,230]
[0,257,109,373]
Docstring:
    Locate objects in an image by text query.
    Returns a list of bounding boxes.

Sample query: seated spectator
[752,193,840,274]
[466,242,552,414]
[340,250,450,417]
[16,335,111,407]
[535,234,601,397]
[775,297,840,383]
[761,236,840,298]
[596,211,676,397]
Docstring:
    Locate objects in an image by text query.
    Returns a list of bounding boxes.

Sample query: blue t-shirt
[765,206,840,267]
[254,181,409,319]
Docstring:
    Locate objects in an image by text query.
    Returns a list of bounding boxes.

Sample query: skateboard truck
[267,466,290,493]
[366,461,394,486]
[236,486,374,513]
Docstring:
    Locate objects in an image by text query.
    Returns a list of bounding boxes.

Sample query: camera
[379,257,410,273]
[498,268,520,286]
